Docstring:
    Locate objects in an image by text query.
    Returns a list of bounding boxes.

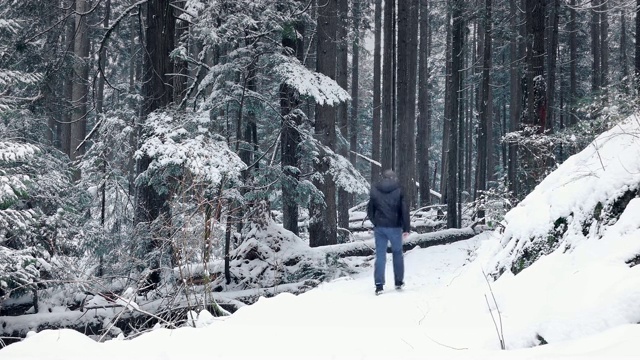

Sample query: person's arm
[367,193,375,226]
[400,192,410,234]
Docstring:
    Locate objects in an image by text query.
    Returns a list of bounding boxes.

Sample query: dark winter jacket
[367,177,410,232]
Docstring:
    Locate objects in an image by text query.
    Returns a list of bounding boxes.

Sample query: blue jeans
[374,227,404,287]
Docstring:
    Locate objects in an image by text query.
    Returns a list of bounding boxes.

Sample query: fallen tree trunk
[318,227,481,258]
[348,222,443,234]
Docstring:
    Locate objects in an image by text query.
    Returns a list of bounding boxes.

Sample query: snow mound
[491,114,640,275]
[476,113,640,348]
[218,202,329,289]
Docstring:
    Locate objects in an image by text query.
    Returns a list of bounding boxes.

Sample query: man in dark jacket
[367,169,410,295]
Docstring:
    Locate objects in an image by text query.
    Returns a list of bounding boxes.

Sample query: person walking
[367,169,410,295]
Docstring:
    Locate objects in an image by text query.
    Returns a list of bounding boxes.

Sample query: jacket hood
[375,178,400,194]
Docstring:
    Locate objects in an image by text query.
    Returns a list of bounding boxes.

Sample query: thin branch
[482,269,505,350]
[95,0,149,93]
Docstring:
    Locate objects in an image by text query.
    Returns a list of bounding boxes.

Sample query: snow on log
[317,227,480,258]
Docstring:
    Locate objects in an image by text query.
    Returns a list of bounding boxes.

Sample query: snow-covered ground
[2,231,639,359]
[4,116,640,359]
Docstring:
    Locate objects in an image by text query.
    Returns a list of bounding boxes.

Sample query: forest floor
[2,231,640,359]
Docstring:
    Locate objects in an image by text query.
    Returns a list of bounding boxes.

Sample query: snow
[2,233,640,359]
[273,55,350,106]
[4,117,640,358]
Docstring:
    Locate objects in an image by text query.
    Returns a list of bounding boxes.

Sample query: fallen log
[317,227,481,258]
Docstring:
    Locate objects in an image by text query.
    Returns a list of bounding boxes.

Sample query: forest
[1,0,638,345]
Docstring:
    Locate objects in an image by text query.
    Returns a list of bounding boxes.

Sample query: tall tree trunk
[522,0,546,192]
[508,0,522,198]
[486,90,494,182]
[129,1,137,94]
[467,21,477,201]
[448,0,463,228]
[127,0,140,195]
[591,0,601,91]
[636,0,640,92]
[70,0,90,169]
[96,0,111,277]
[350,0,360,175]
[417,0,431,206]
[371,0,382,182]
[243,67,257,168]
[528,0,546,128]
[173,1,188,104]
[309,0,338,247]
[337,0,350,231]
[546,0,559,132]
[475,0,492,223]
[60,0,75,157]
[96,0,111,115]
[281,20,305,236]
[620,10,628,91]
[569,0,577,125]
[397,0,419,206]
[381,0,395,171]
[457,31,465,228]
[440,12,451,201]
[600,0,609,91]
[135,0,176,287]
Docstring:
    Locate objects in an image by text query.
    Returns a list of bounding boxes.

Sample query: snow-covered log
[318,227,480,258]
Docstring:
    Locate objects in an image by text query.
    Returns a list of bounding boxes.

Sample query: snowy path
[3,233,640,359]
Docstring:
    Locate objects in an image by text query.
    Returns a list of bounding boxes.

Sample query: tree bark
[475,0,492,222]
[447,0,463,228]
[309,0,338,247]
[350,0,360,180]
[397,0,419,206]
[440,12,451,202]
[569,0,577,126]
[337,0,350,232]
[546,0,558,133]
[600,0,608,90]
[280,18,305,236]
[591,0,601,91]
[620,10,628,90]
[381,0,395,171]
[371,0,382,183]
[521,0,546,192]
[417,0,431,206]
[135,0,176,287]
[70,0,90,171]
[173,1,189,104]
[96,0,111,115]
[60,0,75,157]
[636,0,640,92]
